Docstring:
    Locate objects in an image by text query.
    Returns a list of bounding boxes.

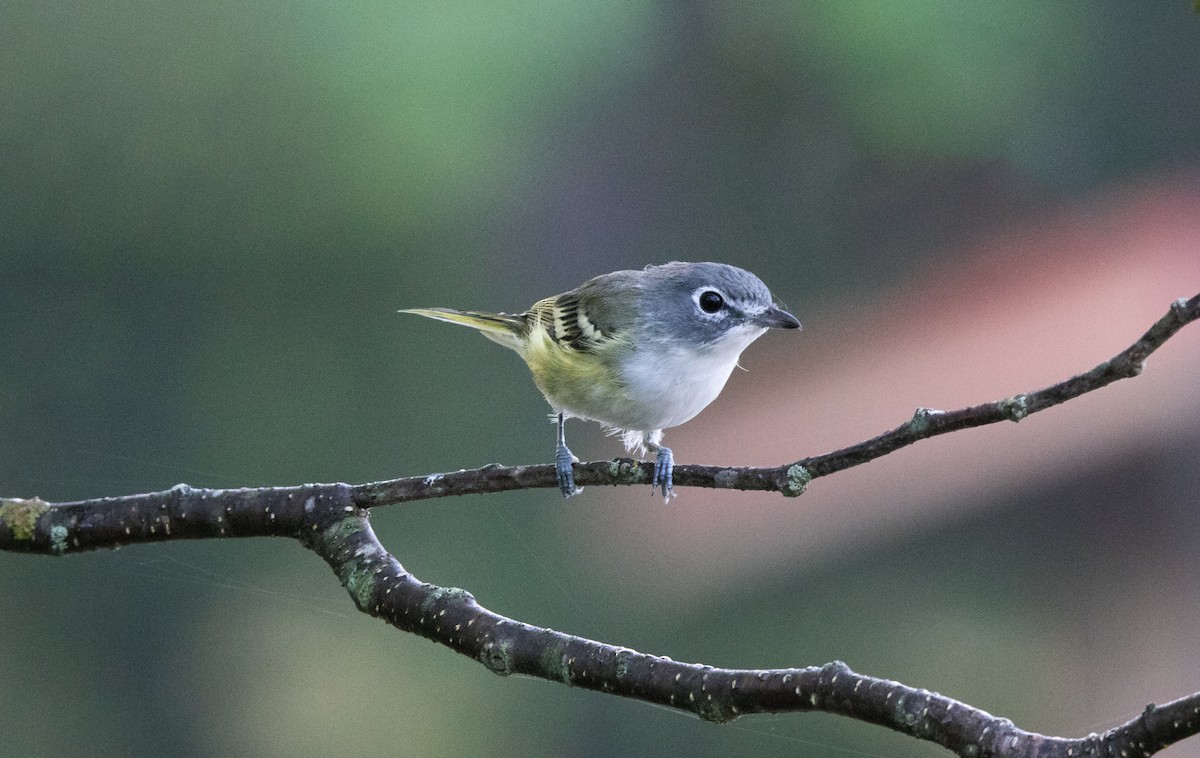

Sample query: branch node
[697,696,738,724]
[421,585,475,614]
[480,639,514,676]
[909,407,945,433]
[782,464,812,497]
[609,459,647,484]
[821,659,851,679]
[1119,359,1146,379]
[999,394,1030,422]
[0,497,50,542]
[49,524,69,555]
[613,648,636,679]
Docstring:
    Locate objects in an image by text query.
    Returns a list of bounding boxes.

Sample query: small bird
[401,261,800,500]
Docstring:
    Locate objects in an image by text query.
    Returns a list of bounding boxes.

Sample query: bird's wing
[527,270,640,353]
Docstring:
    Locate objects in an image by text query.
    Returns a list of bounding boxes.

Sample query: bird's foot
[651,446,675,503]
[555,443,581,498]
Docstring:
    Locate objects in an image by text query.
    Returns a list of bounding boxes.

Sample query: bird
[400,261,800,500]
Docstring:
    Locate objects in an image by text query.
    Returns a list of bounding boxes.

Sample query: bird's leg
[554,412,580,498]
[645,436,674,503]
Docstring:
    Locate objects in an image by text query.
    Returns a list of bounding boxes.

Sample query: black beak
[751,306,801,330]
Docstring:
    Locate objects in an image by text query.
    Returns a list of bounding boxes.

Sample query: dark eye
[698,290,724,314]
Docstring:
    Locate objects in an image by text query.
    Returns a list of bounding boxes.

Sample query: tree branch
[2,293,1198,756]
[355,292,1200,504]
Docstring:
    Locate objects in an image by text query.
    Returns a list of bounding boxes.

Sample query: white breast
[614,324,767,432]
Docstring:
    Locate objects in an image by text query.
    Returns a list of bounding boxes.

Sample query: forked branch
[2,293,1198,757]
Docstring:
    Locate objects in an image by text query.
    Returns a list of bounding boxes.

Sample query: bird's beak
[751,306,801,330]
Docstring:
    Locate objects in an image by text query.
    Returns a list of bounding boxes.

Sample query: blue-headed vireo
[401,261,800,500]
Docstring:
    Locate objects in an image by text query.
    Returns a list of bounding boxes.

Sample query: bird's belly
[608,346,742,431]
[625,373,729,429]
[537,361,727,431]
[527,337,750,433]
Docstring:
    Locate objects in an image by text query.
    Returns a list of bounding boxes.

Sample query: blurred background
[2,2,1199,756]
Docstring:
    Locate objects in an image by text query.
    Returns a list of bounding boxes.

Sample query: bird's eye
[698,290,724,314]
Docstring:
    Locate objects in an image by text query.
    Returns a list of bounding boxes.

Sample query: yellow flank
[521,324,636,426]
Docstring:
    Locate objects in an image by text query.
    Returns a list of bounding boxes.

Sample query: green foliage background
[2,3,1198,756]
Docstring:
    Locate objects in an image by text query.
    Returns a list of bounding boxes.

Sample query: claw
[651,446,674,502]
[555,443,580,498]
[554,411,580,498]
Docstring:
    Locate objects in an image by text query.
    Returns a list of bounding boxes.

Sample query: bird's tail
[399,307,527,352]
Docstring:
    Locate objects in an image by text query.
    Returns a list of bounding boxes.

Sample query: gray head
[635,262,800,349]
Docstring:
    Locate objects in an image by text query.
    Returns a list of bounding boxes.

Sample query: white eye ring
[693,287,726,316]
